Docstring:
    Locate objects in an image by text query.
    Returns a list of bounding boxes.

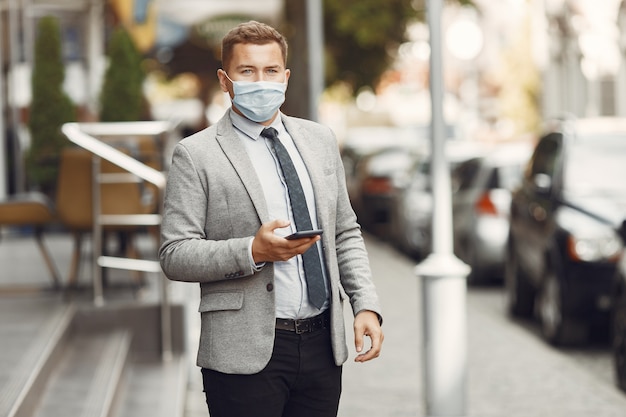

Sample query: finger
[354,336,382,362]
[354,328,364,355]
[354,327,384,363]
[265,219,290,232]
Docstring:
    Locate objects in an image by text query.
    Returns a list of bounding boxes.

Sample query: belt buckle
[294,319,310,334]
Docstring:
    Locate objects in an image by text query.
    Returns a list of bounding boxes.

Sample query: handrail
[77,121,173,137]
[61,123,166,189]
[62,121,174,361]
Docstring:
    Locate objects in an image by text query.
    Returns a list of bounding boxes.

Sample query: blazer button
[266,283,274,292]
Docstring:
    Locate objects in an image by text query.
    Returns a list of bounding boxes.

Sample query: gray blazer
[159,112,382,374]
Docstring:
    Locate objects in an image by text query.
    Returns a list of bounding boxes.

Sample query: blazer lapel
[215,115,270,224]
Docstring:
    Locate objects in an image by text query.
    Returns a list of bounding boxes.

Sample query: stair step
[31,329,132,417]
[0,302,75,417]
[113,354,188,417]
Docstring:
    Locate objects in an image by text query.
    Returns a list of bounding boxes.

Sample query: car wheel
[504,243,534,317]
[612,291,626,392]
[537,267,588,346]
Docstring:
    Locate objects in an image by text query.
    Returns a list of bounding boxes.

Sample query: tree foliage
[100,27,146,121]
[496,12,541,136]
[322,0,475,94]
[323,0,416,94]
[26,15,75,195]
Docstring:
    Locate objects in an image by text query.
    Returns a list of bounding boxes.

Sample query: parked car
[341,125,430,236]
[389,140,485,258]
[451,142,532,284]
[506,117,626,346]
[611,228,626,392]
[352,146,420,236]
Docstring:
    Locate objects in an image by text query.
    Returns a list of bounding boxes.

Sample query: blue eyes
[240,69,279,75]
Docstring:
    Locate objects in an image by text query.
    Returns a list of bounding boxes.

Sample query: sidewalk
[339,235,626,417]
[2,230,626,416]
[174,232,626,417]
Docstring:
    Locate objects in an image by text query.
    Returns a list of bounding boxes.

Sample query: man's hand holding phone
[252,221,322,263]
[285,229,323,240]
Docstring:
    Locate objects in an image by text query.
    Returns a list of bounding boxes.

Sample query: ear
[285,69,291,84]
[217,69,230,93]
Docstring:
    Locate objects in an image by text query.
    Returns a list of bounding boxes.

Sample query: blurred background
[1,0,625,197]
[3,1,626,416]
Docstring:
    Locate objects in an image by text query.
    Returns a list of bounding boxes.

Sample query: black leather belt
[276,310,330,334]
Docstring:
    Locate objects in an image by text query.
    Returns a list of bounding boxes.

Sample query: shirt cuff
[249,237,265,271]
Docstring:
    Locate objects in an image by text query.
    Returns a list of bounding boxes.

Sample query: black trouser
[201,327,342,417]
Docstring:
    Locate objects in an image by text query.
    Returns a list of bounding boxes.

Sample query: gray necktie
[261,127,326,308]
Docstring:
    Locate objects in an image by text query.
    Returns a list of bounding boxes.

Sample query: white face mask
[224,72,287,123]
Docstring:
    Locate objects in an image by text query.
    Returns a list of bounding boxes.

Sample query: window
[452,157,482,192]
[528,133,561,179]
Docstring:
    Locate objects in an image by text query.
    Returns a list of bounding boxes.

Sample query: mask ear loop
[222,70,234,84]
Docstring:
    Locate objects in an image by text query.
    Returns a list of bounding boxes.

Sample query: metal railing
[62,121,175,361]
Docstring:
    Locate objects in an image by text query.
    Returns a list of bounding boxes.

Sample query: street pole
[87,0,104,117]
[415,0,470,415]
[8,0,25,193]
[0,4,6,198]
[306,0,324,122]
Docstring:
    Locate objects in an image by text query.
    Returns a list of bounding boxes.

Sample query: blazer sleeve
[158,142,256,283]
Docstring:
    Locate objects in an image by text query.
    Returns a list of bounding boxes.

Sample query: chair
[0,192,61,289]
[0,141,159,291]
[55,147,157,287]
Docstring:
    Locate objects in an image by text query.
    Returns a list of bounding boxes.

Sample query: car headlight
[567,232,623,262]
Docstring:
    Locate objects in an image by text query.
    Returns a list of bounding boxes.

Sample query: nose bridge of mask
[223,71,286,91]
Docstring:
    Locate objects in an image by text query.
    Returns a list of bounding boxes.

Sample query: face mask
[224,72,287,123]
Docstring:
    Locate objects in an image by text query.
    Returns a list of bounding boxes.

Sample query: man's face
[218,42,290,99]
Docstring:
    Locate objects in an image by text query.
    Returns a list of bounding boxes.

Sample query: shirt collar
[229,108,284,140]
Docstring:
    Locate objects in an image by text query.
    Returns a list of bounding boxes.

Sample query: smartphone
[285,229,323,240]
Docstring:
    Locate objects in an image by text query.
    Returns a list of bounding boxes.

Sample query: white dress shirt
[229,109,329,319]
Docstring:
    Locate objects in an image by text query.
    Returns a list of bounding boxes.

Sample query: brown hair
[221,21,288,71]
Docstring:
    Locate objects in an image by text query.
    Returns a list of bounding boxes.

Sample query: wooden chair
[0,192,61,289]
[55,147,157,288]
[0,143,158,291]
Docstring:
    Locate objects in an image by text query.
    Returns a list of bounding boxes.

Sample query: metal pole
[8,0,24,192]
[160,270,173,362]
[415,0,470,415]
[157,183,172,362]
[87,0,104,116]
[92,155,104,307]
[0,4,7,199]
[306,0,324,122]
[21,0,32,64]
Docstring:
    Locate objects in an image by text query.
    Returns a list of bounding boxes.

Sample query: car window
[366,148,415,177]
[452,158,482,191]
[495,164,524,190]
[564,134,626,196]
[528,133,561,179]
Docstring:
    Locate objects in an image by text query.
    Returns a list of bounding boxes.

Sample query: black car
[612,230,626,392]
[506,117,626,346]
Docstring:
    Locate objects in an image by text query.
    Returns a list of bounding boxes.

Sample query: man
[159,20,383,417]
